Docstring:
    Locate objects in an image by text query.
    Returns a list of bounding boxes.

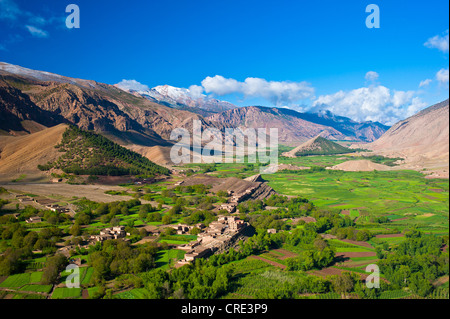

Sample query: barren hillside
[0,124,68,181]
[328,159,392,172]
[365,99,449,177]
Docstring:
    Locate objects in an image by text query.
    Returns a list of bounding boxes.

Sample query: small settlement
[15,194,73,215]
[175,215,249,267]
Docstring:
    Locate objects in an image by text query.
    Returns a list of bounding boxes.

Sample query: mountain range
[118,84,236,117]
[0,62,389,147]
[1,61,447,178]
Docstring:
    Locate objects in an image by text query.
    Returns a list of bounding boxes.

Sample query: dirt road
[0,183,138,203]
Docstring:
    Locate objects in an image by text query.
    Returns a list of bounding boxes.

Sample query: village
[173,215,249,267]
[15,194,74,222]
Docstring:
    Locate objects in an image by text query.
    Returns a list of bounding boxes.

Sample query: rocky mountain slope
[365,99,449,177]
[118,84,237,116]
[0,62,223,146]
[298,110,389,142]
[206,106,388,143]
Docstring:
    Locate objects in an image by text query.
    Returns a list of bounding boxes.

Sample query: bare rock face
[207,106,388,143]
[207,106,346,143]
[365,99,449,177]
[0,79,63,134]
[126,84,237,114]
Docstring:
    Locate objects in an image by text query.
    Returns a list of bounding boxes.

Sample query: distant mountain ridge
[0,62,226,147]
[206,105,388,143]
[1,62,388,154]
[116,81,389,143]
[118,84,237,115]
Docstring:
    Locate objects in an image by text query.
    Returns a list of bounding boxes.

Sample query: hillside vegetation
[38,126,170,176]
[294,136,357,156]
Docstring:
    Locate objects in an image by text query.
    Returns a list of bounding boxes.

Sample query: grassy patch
[51,287,82,299]
[0,273,31,288]
[19,284,52,293]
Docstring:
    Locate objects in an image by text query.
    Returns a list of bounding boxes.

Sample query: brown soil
[375,234,404,238]
[81,289,89,299]
[340,239,374,249]
[365,100,449,178]
[310,267,369,280]
[335,252,377,258]
[433,276,449,287]
[328,160,392,172]
[342,259,379,268]
[0,183,149,204]
[391,217,409,222]
[0,124,68,182]
[250,255,287,269]
[272,249,298,260]
[126,145,174,166]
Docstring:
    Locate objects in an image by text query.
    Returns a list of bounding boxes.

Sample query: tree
[70,223,82,237]
[409,272,433,297]
[313,238,328,251]
[121,206,129,216]
[110,217,120,227]
[0,249,22,276]
[190,227,201,235]
[41,254,68,285]
[162,215,172,225]
[331,272,356,295]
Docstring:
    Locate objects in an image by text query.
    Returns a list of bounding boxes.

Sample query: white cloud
[419,79,432,88]
[424,30,449,53]
[187,85,205,99]
[115,79,149,92]
[0,0,21,20]
[25,25,48,38]
[436,68,449,85]
[200,75,314,106]
[201,75,242,96]
[312,85,426,125]
[365,71,379,82]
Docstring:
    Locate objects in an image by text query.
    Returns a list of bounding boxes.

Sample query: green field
[19,284,52,293]
[262,168,449,233]
[51,287,82,299]
[116,288,149,299]
[0,273,31,288]
[155,249,186,270]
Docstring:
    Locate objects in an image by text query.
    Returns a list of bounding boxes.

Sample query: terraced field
[262,167,449,235]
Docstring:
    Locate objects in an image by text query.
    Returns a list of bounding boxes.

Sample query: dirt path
[335,252,377,258]
[0,183,154,204]
[433,275,449,287]
[250,255,287,270]
[375,234,404,238]
[309,267,389,283]
[340,239,374,249]
[272,249,298,260]
[391,217,409,222]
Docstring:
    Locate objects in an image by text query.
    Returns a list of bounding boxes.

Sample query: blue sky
[0,0,448,124]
